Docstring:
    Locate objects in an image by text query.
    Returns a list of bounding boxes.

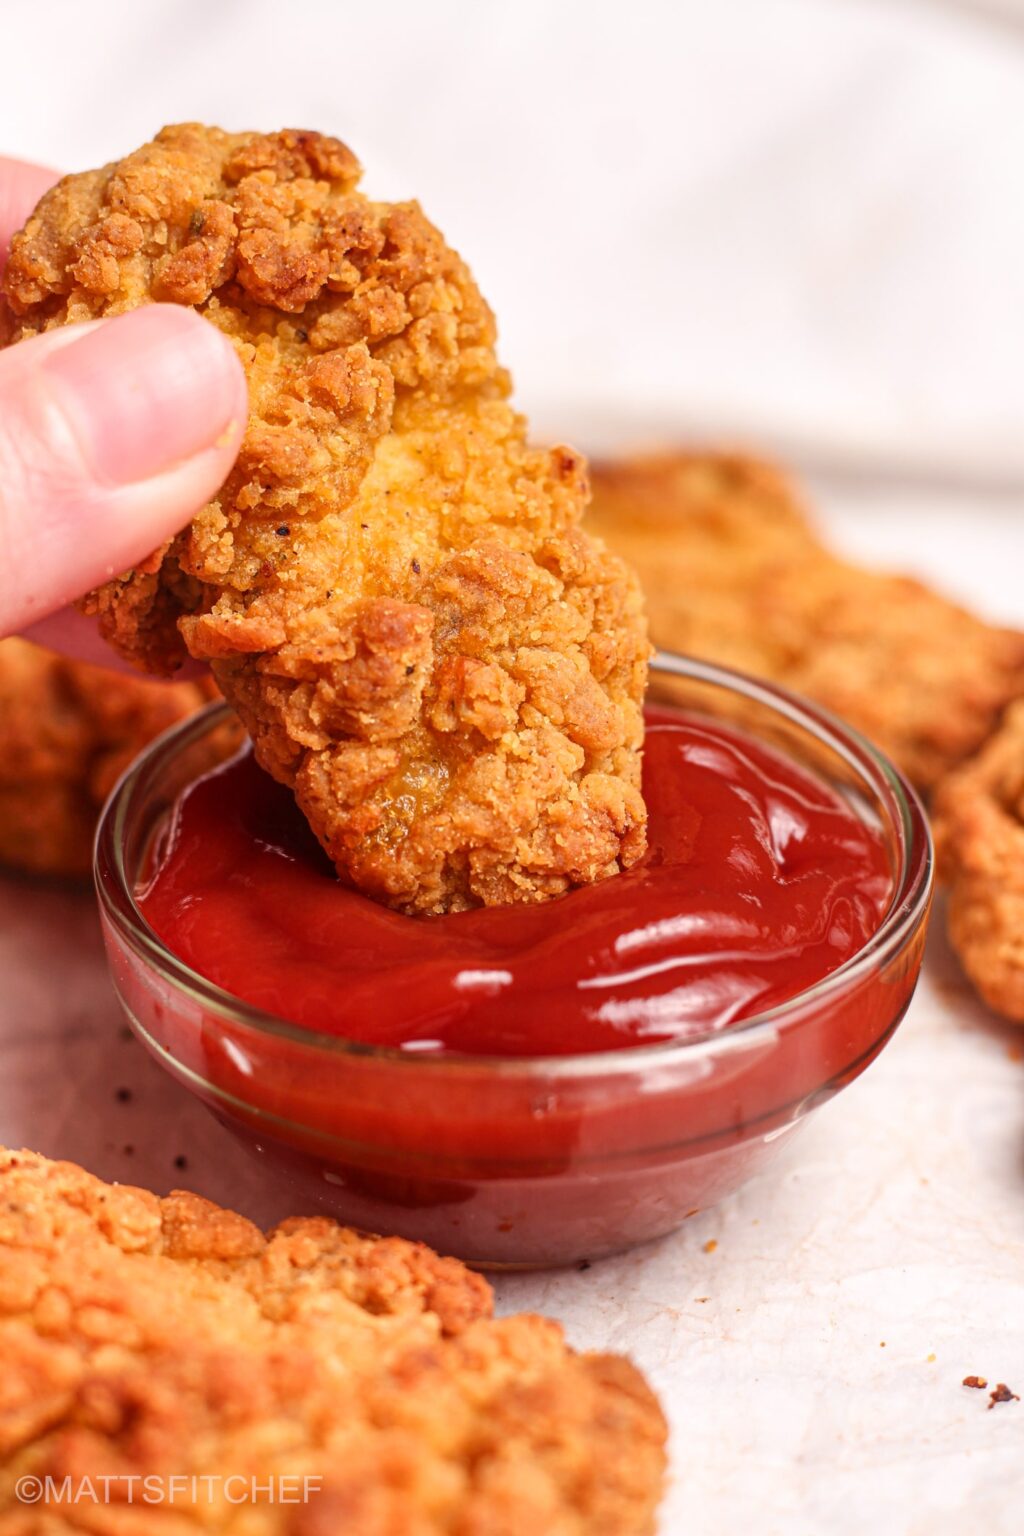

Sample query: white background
[5,0,1024,492]
[2,3,1024,1533]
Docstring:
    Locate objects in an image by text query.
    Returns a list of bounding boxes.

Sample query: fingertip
[0,309,249,633]
[0,157,61,266]
[20,607,149,674]
[21,606,210,680]
[41,305,248,487]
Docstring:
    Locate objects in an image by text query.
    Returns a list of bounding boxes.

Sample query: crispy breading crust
[587,452,1024,795]
[3,125,648,914]
[0,639,214,878]
[933,701,1024,1024]
[0,1148,666,1534]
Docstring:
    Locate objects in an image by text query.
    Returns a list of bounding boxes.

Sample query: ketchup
[138,708,893,1058]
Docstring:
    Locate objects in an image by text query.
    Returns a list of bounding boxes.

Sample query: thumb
[0,305,246,636]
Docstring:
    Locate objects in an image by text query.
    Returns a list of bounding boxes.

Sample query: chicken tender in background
[0,1148,667,1535]
[0,638,214,878]
[933,701,1024,1025]
[3,125,648,915]
[587,453,1024,795]
[588,450,1024,1026]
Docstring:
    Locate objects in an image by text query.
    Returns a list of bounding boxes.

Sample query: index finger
[22,606,210,680]
[0,156,61,275]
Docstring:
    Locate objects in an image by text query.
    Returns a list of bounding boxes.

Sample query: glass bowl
[95,653,932,1269]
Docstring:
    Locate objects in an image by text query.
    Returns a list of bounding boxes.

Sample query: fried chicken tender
[2,125,648,915]
[0,638,213,878]
[0,1149,667,1535]
[933,702,1024,1024]
[588,453,1024,794]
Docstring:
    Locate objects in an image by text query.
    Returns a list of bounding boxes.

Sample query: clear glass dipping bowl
[95,653,932,1269]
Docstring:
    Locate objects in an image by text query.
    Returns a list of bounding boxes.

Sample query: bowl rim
[94,650,933,1078]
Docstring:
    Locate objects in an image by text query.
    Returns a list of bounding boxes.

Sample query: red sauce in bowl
[101,685,930,1265]
[138,708,893,1056]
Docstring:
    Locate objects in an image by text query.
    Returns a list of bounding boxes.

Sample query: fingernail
[41,306,245,485]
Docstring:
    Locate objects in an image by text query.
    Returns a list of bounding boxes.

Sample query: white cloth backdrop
[4,0,1024,486]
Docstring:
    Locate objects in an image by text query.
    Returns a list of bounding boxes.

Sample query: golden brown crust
[0,639,213,878]
[587,451,1024,794]
[3,125,648,914]
[0,1148,666,1534]
[933,701,1024,1024]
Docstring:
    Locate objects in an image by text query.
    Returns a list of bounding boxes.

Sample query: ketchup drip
[138,708,892,1057]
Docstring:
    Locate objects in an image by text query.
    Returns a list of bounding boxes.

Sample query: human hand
[0,155,246,665]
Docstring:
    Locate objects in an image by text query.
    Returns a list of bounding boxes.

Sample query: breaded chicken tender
[588,452,1024,794]
[0,1148,667,1534]
[0,638,213,878]
[933,702,1024,1024]
[3,125,648,915]
[589,451,1024,1025]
